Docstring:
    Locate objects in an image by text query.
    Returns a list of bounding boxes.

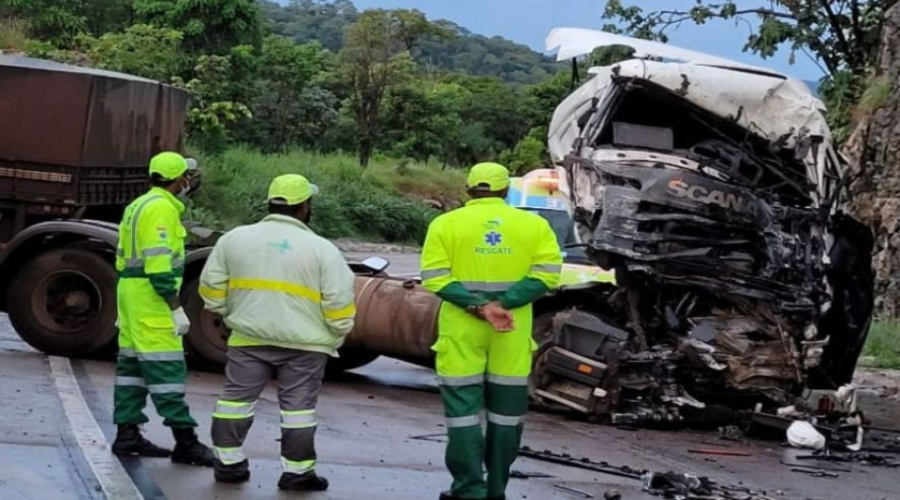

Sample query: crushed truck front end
[528,30,875,425]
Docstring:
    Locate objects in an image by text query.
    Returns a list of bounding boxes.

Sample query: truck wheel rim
[34,270,102,334]
[201,310,228,354]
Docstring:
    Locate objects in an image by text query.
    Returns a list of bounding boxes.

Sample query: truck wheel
[529,312,562,407]
[326,348,380,375]
[182,277,228,371]
[8,249,117,357]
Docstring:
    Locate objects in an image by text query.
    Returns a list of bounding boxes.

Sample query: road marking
[49,356,144,500]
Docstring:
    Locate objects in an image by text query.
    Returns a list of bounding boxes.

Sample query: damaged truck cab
[529,29,876,424]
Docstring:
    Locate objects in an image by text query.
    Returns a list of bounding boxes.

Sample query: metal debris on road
[520,446,778,500]
[796,451,899,467]
[509,469,553,479]
[718,425,745,442]
[778,460,851,473]
[688,448,752,457]
[519,446,642,480]
[407,433,446,443]
[641,471,712,498]
[553,483,595,498]
[789,468,839,478]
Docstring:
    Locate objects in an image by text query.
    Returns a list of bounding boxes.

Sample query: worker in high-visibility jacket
[112,151,214,467]
[199,174,356,492]
[421,163,562,500]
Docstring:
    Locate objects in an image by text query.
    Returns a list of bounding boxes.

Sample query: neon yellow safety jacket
[421,197,562,323]
[116,187,187,307]
[198,215,356,356]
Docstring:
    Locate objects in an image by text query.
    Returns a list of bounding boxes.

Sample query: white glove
[172,307,191,337]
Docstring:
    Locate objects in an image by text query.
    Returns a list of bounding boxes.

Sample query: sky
[345,0,825,82]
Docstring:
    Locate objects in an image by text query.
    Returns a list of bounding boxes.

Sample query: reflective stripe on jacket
[198,214,356,356]
[115,187,187,305]
[420,197,562,310]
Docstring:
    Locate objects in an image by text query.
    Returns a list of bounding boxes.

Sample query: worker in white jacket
[199,174,356,491]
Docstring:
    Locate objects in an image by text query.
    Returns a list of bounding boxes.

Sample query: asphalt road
[0,252,898,499]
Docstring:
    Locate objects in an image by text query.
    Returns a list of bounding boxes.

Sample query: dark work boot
[278,472,329,491]
[112,424,172,458]
[439,492,471,500]
[171,427,215,467]
[215,459,251,483]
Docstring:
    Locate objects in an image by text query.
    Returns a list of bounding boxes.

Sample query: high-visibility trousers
[113,279,197,428]
[433,303,535,499]
[211,346,328,475]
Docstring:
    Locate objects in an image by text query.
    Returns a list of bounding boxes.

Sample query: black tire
[326,348,380,375]
[8,249,118,357]
[182,277,229,371]
[529,312,567,410]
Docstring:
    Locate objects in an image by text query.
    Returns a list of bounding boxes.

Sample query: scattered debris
[778,460,851,473]
[509,470,553,479]
[718,425,745,442]
[604,489,623,500]
[407,433,446,443]
[553,483,595,498]
[796,451,899,468]
[789,468,839,478]
[641,472,712,498]
[521,446,777,499]
[787,421,827,450]
[518,446,641,480]
[688,448,751,457]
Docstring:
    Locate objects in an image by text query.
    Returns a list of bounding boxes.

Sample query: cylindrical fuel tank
[344,277,440,361]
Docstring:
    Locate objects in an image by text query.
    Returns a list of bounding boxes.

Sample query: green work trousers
[113,278,197,428]
[434,303,535,499]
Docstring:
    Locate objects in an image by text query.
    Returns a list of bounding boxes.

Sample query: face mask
[177,179,191,200]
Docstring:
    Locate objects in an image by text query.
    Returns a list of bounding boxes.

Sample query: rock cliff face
[844,3,900,317]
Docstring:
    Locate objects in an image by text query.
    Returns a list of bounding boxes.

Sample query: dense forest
[0,0,570,170]
[260,0,560,86]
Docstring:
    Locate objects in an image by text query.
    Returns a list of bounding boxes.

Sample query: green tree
[339,9,432,167]
[134,0,263,55]
[2,0,86,47]
[381,80,468,165]
[173,55,252,154]
[261,0,360,52]
[3,0,135,47]
[500,131,547,175]
[453,75,531,163]
[603,0,894,77]
[520,72,572,149]
[82,24,185,81]
[81,0,135,36]
[242,36,335,152]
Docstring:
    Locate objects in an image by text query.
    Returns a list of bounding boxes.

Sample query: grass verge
[860,320,900,370]
[189,148,467,244]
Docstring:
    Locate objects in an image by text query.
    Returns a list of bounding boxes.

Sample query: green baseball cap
[267,174,319,205]
[467,162,510,191]
[149,151,192,181]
